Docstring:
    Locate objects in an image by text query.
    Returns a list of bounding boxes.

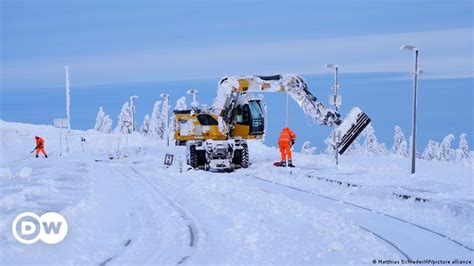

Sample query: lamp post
[65,66,71,133]
[401,44,421,174]
[325,64,341,112]
[326,64,342,165]
[160,93,170,146]
[130,95,138,132]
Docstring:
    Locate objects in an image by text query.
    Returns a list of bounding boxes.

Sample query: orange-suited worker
[34,136,48,158]
[278,127,296,167]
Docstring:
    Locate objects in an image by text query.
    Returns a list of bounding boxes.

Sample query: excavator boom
[214,74,371,154]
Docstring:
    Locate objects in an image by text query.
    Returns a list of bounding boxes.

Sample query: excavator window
[197,114,218,125]
[249,101,264,134]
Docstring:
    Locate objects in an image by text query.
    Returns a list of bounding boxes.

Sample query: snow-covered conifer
[175,96,187,111]
[148,101,162,139]
[362,124,387,155]
[102,115,112,133]
[116,102,133,134]
[94,107,113,133]
[421,140,439,161]
[157,97,170,139]
[301,141,317,155]
[438,134,455,161]
[457,133,469,162]
[140,114,151,135]
[391,125,408,157]
[102,115,113,133]
[94,107,106,131]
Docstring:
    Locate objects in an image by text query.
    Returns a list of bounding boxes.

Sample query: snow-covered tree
[301,141,317,155]
[139,114,151,135]
[438,134,455,161]
[157,97,170,139]
[94,107,106,131]
[421,140,439,161]
[102,115,113,133]
[456,133,469,162]
[148,101,162,139]
[391,125,408,157]
[362,124,387,155]
[115,102,133,134]
[94,107,113,133]
[174,96,187,111]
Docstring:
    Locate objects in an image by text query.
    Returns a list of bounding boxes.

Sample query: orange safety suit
[278,127,296,162]
[35,136,47,157]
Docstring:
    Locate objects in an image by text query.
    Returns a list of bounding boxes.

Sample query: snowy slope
[0,120,472,265]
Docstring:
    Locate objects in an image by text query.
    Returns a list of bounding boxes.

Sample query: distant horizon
[1,70,472,91]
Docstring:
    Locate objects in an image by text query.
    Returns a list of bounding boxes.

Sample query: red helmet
[35,136,39,139]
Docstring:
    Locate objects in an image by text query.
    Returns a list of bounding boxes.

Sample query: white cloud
[2,27,472,88]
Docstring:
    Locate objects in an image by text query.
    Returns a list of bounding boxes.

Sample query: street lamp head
[401,44,418,51]
[325,64,339,69]
[160,93,169,99]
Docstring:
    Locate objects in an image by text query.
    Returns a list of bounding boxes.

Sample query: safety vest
[278,128,296,144]
[36,138,45,148]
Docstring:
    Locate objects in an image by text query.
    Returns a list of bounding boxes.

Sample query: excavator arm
[213,74,371,154]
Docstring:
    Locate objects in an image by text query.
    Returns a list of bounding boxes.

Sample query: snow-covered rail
[129,166,200,264]
[242,174,474,259]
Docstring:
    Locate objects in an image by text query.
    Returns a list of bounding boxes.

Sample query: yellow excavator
[173,74,371,171]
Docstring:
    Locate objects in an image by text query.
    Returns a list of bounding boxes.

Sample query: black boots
[36,155,38,158]
[45,154,48,158]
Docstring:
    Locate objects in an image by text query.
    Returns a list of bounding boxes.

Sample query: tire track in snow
[129,166,199,265]
[244,174,473,258]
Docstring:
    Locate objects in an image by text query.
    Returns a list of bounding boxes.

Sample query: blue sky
[1,0,473,89]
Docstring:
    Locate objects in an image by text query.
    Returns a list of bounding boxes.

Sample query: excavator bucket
[328,107,371,155]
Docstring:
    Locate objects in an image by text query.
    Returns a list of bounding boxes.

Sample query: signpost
[164,154,174,168]
[53,118,69,157]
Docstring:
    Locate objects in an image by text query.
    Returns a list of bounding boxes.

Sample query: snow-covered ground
[0,120,472,265]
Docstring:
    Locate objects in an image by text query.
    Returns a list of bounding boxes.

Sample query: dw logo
[12,212,68,244]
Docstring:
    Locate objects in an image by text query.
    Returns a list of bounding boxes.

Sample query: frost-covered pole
[285,93,289,127]
[130,95,138,131]
[160,93,170,146]
[65,66,71,133]
[401,45,422,174]
[326,64,341,165]
[187,89,199,110]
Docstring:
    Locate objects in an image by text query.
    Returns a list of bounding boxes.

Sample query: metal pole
[411,50,419,174]
[59,127,63,157]
[65,66,71,133]
[286,93,289,127]
[165,97,169,146]
[161,94,170,146]
[334,67,339,112]
[334,67,339,165]
[130,96,138,132]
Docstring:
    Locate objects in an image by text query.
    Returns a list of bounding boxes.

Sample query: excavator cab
[231,99,265,139]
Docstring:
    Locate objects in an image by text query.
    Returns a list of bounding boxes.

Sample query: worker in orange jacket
[34,136,48,158]
[278,127,296,167]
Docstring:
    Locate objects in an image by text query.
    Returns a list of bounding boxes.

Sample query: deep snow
[0,120,472,265]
